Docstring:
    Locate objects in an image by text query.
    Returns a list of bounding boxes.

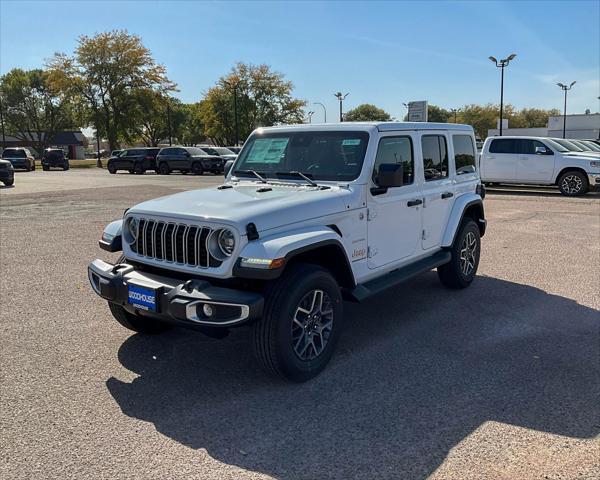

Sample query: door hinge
[367,246,378,258]
[367,208,377,221]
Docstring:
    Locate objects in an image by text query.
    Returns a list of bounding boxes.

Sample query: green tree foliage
[201,63,306,145]
[47,30,175,150]
[0,68,75,155]
[426,104,451,123]
[179,102,206,146]
[344,104,392,122]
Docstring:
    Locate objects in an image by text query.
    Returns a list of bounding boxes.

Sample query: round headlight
[217,229,236,256]
[124,217,139,244]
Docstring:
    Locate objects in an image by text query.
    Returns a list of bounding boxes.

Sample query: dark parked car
[111,149,124,157]
[0,159,15,186]
[1,147,35,171]
[226,146,242,154]
[200,146,237,162]
[106,148,161,174]
[156,146,224,175]
[42,149,69,171]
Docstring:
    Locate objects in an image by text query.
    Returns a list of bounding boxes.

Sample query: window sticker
[245,138,289,163]
[342,139,362,146]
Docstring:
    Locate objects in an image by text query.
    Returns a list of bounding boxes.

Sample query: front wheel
[252,264,343,382]
[191,162,204,175]
[438,219,481,289]
[558,170,588,196]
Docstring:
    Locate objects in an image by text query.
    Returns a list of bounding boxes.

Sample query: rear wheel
[558,170,588,196]
[252,264,343,382]
[3,179,14,186]
[191,162,204,175]
[158,162,170,175]
[438,219,481,289]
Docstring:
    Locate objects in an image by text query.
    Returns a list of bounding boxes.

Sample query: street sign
[408,101,428,122]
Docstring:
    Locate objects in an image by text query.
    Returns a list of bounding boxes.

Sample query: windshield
[212,147,235,155]
[188,147,209,155]
[233,131,370,182]
[570,140,593,151]
[545,139,569,152]
[44,150,63,158]
[2,149,26,158]
[553,138,584,152]
[582,141,600,152]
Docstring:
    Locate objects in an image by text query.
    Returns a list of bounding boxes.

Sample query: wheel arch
[441,194,486,248]
[554,166,588,185]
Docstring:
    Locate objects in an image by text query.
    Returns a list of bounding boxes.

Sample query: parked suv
[156,146,223,175]
[199,146,237,162]
[42,149,69,171]
[107,148,161,174]
[1,147,35,171]
[0,159,15,186]
[480,136,600,196]
[89,123,486,381]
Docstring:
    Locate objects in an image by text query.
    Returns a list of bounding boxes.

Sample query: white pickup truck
[89,122,486,381]
[479,136,600,196]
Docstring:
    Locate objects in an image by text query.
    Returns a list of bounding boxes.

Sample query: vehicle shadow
[106,274,599,479]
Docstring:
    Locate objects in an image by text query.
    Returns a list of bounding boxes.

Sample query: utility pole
[334,92,349,122]
[224,80,240,146]
[489,54,516,135]
[0,97,6,151]
[167,102,172,146]
[557,81,576,138]
[313,102,327,123]
[95,119,101,168]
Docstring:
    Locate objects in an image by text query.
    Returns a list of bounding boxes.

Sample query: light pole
[403,102,409,121]
[450,108,460,123]
[557,81,576,138]
[307,111,315,124]
[489,53,516,135]
[313,102,327,122]
[223,80,240,146]
[334,92,349,122]
[0,97,5,150]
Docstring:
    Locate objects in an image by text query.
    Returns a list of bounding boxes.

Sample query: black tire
[107,163,117,174]
[42,165,49,171]
[3,179,14,186]
[252,263,343,382]
[63,164,69,171]
[191,162,204,175]
[30,162,36,171]
[158,162,170,175]
[438,219,481,289]
[557,170,588,196]
[107,255,172,334]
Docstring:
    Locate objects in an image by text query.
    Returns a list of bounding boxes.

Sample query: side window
[489,138,517,154]
[161,148,173,156]
[176,148,188,156]
[373,136,414,186]
[452,135,476,175]
[421,135,448,181]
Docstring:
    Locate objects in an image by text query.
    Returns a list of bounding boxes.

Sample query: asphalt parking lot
[1,169,598,480]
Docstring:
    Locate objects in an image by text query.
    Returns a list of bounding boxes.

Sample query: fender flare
[441,194,485,247]
[233,226,350,280]
[99,219,123,252]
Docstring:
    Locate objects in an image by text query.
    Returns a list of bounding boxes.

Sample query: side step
[348,251,451,302]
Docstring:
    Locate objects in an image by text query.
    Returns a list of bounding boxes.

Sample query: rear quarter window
[489,139,518,154]
[452,135,476,175]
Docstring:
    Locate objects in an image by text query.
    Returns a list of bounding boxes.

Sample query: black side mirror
[377,163,404,188]
[224,160,234,177]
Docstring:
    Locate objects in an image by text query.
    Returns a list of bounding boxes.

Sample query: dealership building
[488,113,600,139]
[0,130,87,159]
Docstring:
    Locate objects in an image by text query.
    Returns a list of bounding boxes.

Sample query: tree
[344,104,391,122]
[201,63,306,145]
[179,102,207,145]
[0,68,75,156]
[515,107,561,128]
[47,30,175,151]
[427,104,451,123]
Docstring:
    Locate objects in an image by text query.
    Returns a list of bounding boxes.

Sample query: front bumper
[587,173,600,191]
[88,259,263,327]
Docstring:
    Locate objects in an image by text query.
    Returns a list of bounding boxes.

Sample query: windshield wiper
[276,171,318,187]
[234,169,267,183]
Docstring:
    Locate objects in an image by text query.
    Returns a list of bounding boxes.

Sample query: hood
[129,182,354,234]
[563,151,600,158]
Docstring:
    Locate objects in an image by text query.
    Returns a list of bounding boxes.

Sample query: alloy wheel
[291,289,334,361]
[459,231,477,276]
[561,175,583,195]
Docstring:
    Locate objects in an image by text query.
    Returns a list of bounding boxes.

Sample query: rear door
[172,148,189,170]
[419,132,455,250]
[516,139,556,183]
[483,138,518,182]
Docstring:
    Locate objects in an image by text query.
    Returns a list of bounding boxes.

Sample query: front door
[367,134,422,269]
[420,132,455,250]
[516,139,556,183]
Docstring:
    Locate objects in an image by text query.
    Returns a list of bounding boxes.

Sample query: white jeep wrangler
[89,123,486,382]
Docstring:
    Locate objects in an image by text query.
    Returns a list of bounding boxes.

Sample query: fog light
[202,304,214,317]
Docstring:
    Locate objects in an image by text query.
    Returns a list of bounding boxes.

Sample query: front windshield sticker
[342,139,362,146]
[245,138,289,163]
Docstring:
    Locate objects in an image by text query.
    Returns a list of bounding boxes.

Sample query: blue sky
[1,0,598,123]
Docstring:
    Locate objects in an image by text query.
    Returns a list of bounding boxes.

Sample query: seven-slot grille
[130,219,220,268]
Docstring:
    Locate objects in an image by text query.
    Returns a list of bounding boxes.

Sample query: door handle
[407,199,423,207]
[441,192,454,199]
